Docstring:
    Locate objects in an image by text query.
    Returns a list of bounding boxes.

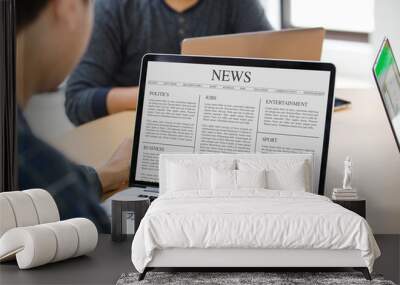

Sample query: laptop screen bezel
[129,54,336,195]
[373,38,400,154]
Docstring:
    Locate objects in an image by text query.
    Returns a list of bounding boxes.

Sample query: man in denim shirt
[66,0,272,125]
[16,0,132,233]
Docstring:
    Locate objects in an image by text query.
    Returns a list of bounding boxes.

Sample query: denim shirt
[17,108,110,233]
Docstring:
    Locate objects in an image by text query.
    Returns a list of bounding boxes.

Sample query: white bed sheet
[131,190,380,273]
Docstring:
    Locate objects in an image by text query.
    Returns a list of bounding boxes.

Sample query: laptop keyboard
[138,194,157,203]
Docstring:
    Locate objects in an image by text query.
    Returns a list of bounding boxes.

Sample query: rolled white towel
[0,196,17,237]
[0,225,57,268]
[24,189,60,224]
[65,218,98,257]
[0,219,98,269]
[0,189,60,238]
[42,221,79,263]
[0,191,39,228]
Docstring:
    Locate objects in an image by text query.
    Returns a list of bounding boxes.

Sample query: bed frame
[138,248,371,281]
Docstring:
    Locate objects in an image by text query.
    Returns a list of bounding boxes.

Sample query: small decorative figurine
[332,156,358,200]
[342,156,352,190]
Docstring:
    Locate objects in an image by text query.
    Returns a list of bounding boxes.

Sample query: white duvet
[131,190,380,273]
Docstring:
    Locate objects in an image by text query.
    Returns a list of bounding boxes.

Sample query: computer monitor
[373,38,400,152]
[129,54,336,195]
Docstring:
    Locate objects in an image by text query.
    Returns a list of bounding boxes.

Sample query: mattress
[131,190,380,273]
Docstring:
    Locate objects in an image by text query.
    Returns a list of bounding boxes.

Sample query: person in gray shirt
[65,0,272,125]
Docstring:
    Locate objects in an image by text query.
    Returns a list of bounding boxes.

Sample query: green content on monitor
[375,41,395,79]
[373,38,400,152]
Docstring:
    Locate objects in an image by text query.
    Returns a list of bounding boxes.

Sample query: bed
[131,154,380,280]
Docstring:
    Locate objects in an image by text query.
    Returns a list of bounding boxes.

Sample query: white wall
[371,0,400,64]
[325,89,400,234]
[363,0,400,234]
[321,39,374,88]
[323,1,400,234]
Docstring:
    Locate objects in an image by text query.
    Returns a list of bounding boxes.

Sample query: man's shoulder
[202,0,263,15]
[211,0,261,6]
[95,0,144,13]
[94,0,148,24]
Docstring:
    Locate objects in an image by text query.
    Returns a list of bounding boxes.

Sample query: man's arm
[18,137,110,232]
[107,87,138,115]
[65,0,137,125]
[18,124,132,232]
[230,0,273,33]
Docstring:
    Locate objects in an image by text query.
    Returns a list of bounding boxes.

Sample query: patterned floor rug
[116,272,396,285]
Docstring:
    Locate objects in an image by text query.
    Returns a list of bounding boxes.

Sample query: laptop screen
[130,54,335,195]
[373,39,400,152]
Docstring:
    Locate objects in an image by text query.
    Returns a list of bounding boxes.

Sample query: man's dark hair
[16,0,49,31]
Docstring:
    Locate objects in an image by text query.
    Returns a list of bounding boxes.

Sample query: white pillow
[266,161,307,191]
[236,169,267,189]
[167,162,211,191]
[211,168,237,190]
[211,169,268,190]
[166,158,235,192]
[238,158,310,192]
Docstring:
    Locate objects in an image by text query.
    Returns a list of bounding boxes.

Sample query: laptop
[373,38,400,152]
[182,28,352,112]
[181,28,325,61]
[126,54,335,197]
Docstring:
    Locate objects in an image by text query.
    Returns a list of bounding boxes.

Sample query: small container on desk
[112,197,150,242]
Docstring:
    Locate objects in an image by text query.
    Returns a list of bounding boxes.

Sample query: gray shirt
[66,0,272,125]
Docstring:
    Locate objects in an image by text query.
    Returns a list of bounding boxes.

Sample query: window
[259,0,282,29]
[283,0,375,34]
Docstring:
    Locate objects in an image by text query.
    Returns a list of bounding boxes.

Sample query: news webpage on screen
[135,61,331,193]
